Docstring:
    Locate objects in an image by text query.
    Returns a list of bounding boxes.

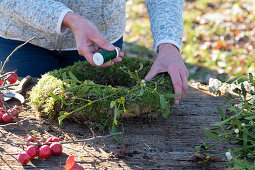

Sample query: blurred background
[124,0,255,84]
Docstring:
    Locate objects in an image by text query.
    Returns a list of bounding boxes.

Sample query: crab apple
[0,112,3,123]
[71,163,84,170]
[18,152,30,165]
[45,137,53,144]
[39,145,52,158]
[7,72,18,84]
[26,136,38,143]
[26,145,39,158]
[0,107,5,113]
[7,108,19,118]
[50,142,63,155]
[46,137,59,145]
[2,113,14,123]
[51,137,60,142]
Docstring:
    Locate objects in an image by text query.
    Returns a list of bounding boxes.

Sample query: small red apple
[39,145,52,158]
[46,137,59,145]
[51,137,60,142]
[45,137,53,144]
[7,72,18,84]
[50,142,63,155]
[0,112,3,123]
[26,145,39,158]
[18,152,30,165]
[2,113,14,123]
[0,107,5,113]
[7,108,19,118]
[26,136,38,143]
[71,163,84,170]
[65,155,83,170]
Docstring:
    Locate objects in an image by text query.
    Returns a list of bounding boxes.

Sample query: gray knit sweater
[0,0,184,53]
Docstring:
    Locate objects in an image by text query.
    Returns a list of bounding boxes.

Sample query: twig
[0,132,122,146]
[60,132,122,144]
[1,37,37,74]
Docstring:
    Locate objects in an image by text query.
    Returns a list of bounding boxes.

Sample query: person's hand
[145,43,189,105]
[62,12,124,67]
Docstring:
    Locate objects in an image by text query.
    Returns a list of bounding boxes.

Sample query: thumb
[145,68,158,81]
[91,34,115,51]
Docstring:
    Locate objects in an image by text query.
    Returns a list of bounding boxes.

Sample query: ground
[0,80,229,169]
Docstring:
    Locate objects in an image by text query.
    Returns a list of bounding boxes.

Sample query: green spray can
[92,47,119,66]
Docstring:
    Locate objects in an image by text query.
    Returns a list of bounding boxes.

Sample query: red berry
[7,108,19,118]
[0,80,3,86]
[26,145,39,158]
[39,145,52,158]
[2,113,14,123]
[18,152,30,165]
[7,72,18,84]
[50,142,62,155]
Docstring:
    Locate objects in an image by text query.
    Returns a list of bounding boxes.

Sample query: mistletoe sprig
[195,73,255,165]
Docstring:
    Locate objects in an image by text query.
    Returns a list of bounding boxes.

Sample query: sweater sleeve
[145,0,184,54]
[0,0,72,34]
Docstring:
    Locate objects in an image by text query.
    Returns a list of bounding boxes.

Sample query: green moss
[29,57,174,129]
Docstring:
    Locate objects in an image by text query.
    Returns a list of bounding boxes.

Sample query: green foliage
[196,73,255,166]
[227,158,255,170]
[29,57,175,130]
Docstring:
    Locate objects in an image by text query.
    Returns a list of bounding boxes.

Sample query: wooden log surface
[0,81,230,170]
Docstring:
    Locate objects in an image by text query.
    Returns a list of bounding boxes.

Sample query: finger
[119,52,124,57]
[144,66,159,81]
[180,70,189,94]
[90,34,115,51]
[112,57,122,63]
[99,60,114,68]
[168,69,183,105]
[78,46,97,66]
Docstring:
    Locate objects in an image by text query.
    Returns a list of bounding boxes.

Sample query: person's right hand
[62,12,124,67]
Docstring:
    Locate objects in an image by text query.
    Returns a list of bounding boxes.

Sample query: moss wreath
[29,57,176,130]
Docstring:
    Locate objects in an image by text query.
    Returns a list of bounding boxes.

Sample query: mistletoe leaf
[217,107,226,120]
[137,88,144,96]
[127,70,139,81]
[50,92,60,101]
[162,107,170,119]
[204,132,220,139]
[212,117,231,126]
[160,95,166,109]
[110,101,115,108]
[68,71,80,82]
[138,63,143,72]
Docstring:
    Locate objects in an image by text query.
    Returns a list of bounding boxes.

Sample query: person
[0,0,188,105]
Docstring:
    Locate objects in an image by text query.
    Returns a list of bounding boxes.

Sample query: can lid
[93,53,104,66]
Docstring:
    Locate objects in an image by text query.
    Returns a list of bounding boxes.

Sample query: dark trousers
[0,37,123,77]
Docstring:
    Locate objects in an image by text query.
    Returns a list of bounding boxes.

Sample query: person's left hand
[145,43,189,105]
